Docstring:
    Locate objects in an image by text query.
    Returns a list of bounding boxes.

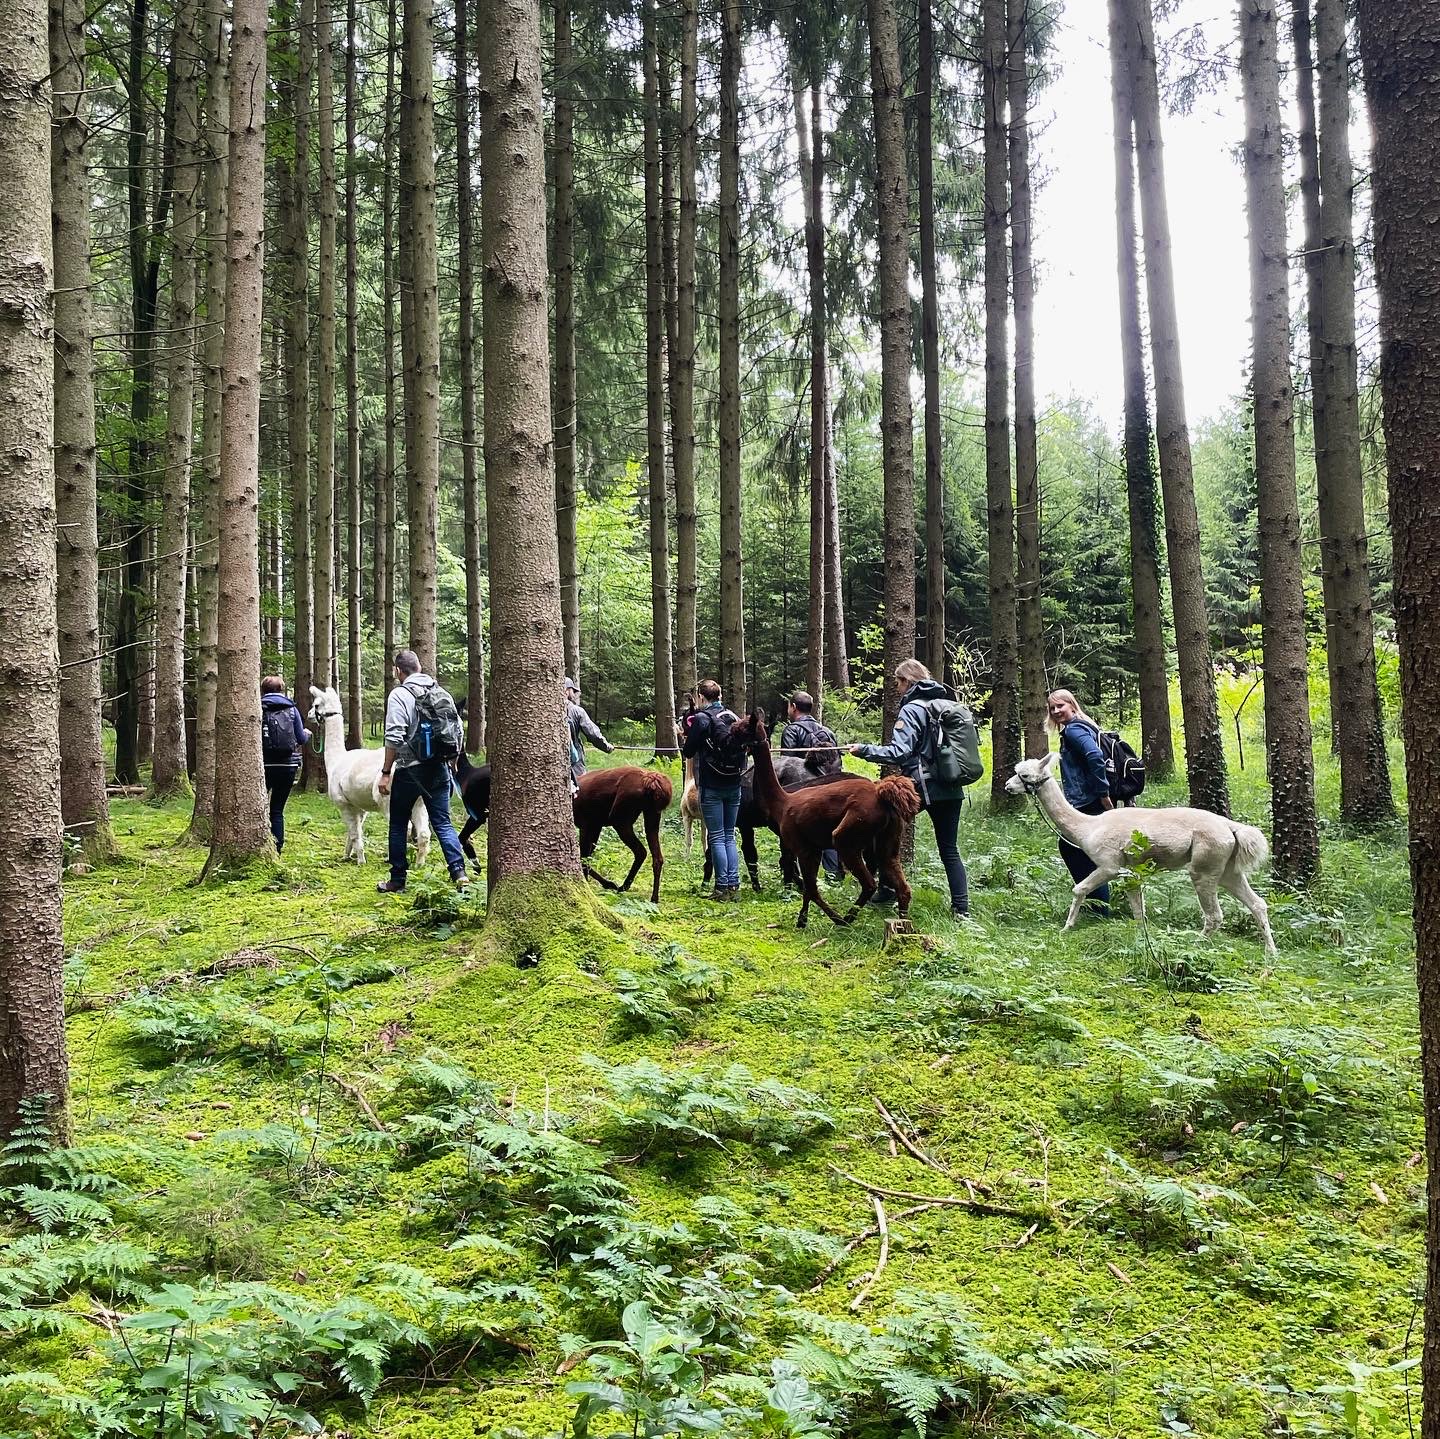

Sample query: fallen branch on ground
[829,1166,1045,1224]
[327,1074,387,1132]
[874,1096,947,1173]
[849,1195,889,1310]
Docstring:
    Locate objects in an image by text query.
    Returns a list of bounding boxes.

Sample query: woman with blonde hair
[847,658,970,918]
[1046,688,1114,915]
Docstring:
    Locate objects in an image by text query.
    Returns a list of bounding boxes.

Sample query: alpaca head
[731,709,769,750]
[1005,751,1059,796]
[307,685,343,726]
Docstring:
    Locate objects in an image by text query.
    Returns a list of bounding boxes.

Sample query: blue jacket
[1059,719,1111,809]
[261,692,309,771]
[852,677,963,806]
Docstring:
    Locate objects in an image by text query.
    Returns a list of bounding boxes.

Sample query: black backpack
[702,708,747,780]
[405,681,464,763]
[1092,725,1146,802]
[261,705,296,762]
[792,716,841,775]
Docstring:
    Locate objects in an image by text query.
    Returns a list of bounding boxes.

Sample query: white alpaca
[307,686,431,866]
[680,756,703,855]
[1006,752,1276,955]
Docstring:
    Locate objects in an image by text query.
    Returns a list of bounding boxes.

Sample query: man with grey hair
[376,649,468,893]
[564,676,613,793]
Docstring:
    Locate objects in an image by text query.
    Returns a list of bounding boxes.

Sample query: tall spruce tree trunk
[1125,0,1229,813]
[404,0,440,670]
[823,403,850,689]
[344,0,361,745]
[477,0,582,892]
[1009,0,1045,758]
[671,0,699,697]
[1240,0,1319,883]
[1311,0,1393,823]
[0,0,68,1137]
[282,0,314,776]
[718,0,745,702]
[205,0,273,872]
[314,0,336,695]
[644,0,676,750]
[152,0,202,797]
[51,0,116,861]
[869,0,916,741]
[456,0,486,749]
[1107,0,1173,777]
[1355,5,1440,1431]
[188,0,227,839]
[795,65,826,707]
[379,0,395,681]
[983,0,1020,810]
[918,0,945,684]
[553,0,580,687]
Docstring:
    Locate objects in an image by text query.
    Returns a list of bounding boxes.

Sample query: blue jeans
[389,761,466,883]
[700,785,741,890]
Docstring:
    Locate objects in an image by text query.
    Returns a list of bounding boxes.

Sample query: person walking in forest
[1047,687,1114,916]
[847,658,973,918]
[376,650,468,892]
[680,677,746,900]
[565,677,614,792]
[781,691,844,883]
[260,676,312,852]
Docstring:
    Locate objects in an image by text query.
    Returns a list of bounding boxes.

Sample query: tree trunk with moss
[206,0,274,873]
[718,0,745,702]
[478,0,582,891]
[553,0,579,688]
[0,0,68,1139]
[1240,0,1320,884]
[379,0,395,683]
[51,0,116,861]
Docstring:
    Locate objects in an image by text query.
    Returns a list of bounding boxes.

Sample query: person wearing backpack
[565,677,614,793]
[847,658,978,919]
[679,677,746,901]
[260,676,311,851]
[781,691,844,884]
[1047,688,1114,916]
[376,650,468,893]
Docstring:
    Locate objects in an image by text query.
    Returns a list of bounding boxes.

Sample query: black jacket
[779,715,842,775]
[681,702,746,789]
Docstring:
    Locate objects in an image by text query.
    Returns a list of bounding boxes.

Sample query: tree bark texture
[1009,0,1045,759]
[1125,0,1229,814]
[456,0,486,749]
[1356,4,1440,1432]
[671,0,699,697]
[477,0,582,885]
[553,0,579,688]
[314,0,336,695]
[152,0,202,798]
[344,0,362,746]
[206,0,272,871]
[404,0,440,671]
[918,0,945,686]
[717,0,745,703]
[1311,0,1393,823]
[379,0,395,682]
[823,403,849,690]
[0,0,68,1137]
[983,0,1020,809]
[51,0,116,859]
[1107,0,1174,777]
[1239,0,1320,884]
[188,0,227,839]
[644,0,676,750]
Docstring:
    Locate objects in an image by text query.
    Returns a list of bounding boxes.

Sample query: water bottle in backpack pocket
[404,682,464,764]
[261,706,296,765]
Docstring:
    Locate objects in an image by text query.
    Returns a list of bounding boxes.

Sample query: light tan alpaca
[1006,752,1276,955]
[680,756,704,856]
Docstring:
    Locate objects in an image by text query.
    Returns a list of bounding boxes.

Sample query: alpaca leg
[411,799,432,866]
[878,852,911,919]
[354,810,366,865]
[837,848,875,923]
[614,819,647,892]
[645,810,665,904]
[683,812,694,856]
[459,815,482,872]
[794,850,837,928]
[1192,877,1224,938]
[579,823,616,890]
[1221,871,1277,956]
[741,825,761,890]
[1065,869,1119,929]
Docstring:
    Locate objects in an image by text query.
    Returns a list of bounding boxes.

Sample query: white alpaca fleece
[307,686,432,866]
[1006,752,1276,955]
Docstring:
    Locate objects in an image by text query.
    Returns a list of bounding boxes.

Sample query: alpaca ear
[1044,750,1060,773]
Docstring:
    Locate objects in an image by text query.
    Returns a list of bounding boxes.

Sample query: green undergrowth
[2,742,1424,1438]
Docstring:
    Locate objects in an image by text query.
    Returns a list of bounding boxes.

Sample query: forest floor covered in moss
[2,742,1424,1438]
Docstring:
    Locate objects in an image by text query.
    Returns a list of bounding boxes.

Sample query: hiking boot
[708,887,730,902]
[871,886,898,908]
[376,878,406,894]
[725,887,740,902]
[450,869,470,890]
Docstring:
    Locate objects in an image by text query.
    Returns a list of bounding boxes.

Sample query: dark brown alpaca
[731,712,922,928]
[573,765,674,904]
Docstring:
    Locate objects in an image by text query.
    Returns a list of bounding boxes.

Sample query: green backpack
[923,699,984,787]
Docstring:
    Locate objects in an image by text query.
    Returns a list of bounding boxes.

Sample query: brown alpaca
[732,712,922,928]
[573,766,674,904]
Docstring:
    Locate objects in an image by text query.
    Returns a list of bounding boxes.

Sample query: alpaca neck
[749,735,787,814]
[323,707,346,758]
[1033,776,1096,847]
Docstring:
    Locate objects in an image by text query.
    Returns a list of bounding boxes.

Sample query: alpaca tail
[1227,823,1270,875]
[640,770,674,810]
[876,775,923,822]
